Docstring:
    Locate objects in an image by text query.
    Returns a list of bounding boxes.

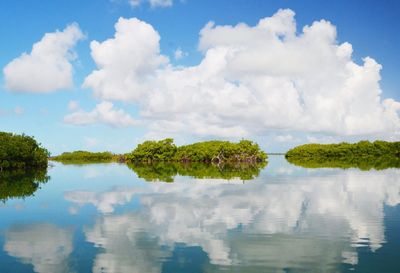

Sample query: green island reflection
[0,168,49,202]
[286,155,400,170]
[127,161,267,182]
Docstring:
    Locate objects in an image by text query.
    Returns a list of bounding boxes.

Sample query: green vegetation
[127,161,266,182]
[126,138,267,163]
[0,168,49,202]
[51,150,122,164]
[0,132,49,170]
[126,138,177,162]
[286,140,400,170]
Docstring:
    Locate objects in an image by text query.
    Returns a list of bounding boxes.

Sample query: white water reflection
[4,223,73,273]
[85,214,170,273]
[65,168,400,270]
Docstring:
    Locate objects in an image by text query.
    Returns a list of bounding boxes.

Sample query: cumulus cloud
[81,10,400,138]
[64,101,137,127]
[82,17,168,101]
[3,24,84,93]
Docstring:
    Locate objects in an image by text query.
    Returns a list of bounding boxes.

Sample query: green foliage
[285,140,400,170]
[51,150,118,164]
[0,168,49,202]
[126,139,267,163]
[127,161,267,182]
[125,138,177,162]
[0,132,49,170]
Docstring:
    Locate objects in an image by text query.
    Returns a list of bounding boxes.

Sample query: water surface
[0,156,399,272]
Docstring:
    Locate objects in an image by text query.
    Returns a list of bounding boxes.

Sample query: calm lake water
[0,156,399,273]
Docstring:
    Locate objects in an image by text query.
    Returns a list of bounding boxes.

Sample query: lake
[0,155,399,272]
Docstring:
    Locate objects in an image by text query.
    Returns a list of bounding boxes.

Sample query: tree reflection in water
[0,168,49,202]
[286,155,400,170]
[127,162,267,182]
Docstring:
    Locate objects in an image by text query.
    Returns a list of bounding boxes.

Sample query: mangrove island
[285,140,400,170]
[126,138,267,163]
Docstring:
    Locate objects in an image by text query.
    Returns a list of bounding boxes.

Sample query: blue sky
[0,0,399,154]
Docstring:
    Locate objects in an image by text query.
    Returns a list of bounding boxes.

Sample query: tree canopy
[0,132,49,170]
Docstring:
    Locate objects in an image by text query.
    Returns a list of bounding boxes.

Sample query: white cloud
[3,23,84,93]
[82,17,167,102]
[81,10,400,138]
[174,47,187,60]
[64,101,137,128]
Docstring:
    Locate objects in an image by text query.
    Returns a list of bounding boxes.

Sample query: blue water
[0,156,399,273]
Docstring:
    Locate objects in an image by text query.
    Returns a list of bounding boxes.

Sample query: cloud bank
[74,9,400,137]
[3,24,84,93]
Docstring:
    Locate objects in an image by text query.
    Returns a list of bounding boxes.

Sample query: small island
[126,138,267,163]
[50,138,268,181]
[285,140,400,170]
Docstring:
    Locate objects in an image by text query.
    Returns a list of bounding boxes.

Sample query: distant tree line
[125,138,267,163]
[285,140,400,170]
[0,132,49,170]
[51,151,120,164]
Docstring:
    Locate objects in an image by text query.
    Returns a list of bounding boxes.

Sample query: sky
[0,0,399,154]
